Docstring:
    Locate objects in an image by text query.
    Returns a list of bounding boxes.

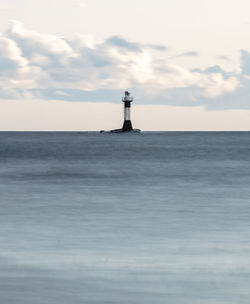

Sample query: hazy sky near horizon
[1,0,250,130]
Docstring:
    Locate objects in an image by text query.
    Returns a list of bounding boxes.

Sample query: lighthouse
[100,91,141,133]
[122,91,133,131]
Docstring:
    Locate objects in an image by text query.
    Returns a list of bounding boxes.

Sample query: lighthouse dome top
[123,91,133,102]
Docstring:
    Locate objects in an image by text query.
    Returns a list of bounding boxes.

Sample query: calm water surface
[0,132,250,304]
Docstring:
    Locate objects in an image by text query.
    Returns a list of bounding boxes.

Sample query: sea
[0,132,250,304]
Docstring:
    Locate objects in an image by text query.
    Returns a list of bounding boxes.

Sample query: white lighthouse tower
[122,91,133,131]
[100,91,140,133]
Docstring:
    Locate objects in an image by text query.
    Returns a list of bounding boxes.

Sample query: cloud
[6,21,75,59]
[0,21,247,109]
[217,55,231,62]
[172,51,199,58]
[0,36,27,69]
[105,36,141,52]
[240,50,250,75]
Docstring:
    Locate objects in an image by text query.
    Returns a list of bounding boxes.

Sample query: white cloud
[0,21,243,106]
[7,21,76,58]
[0,35,28,67]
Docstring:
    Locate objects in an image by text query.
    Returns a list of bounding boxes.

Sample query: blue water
[0,132,250,304]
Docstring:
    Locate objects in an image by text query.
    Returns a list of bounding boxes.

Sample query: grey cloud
[191,65,234,80]
[0,57,19,71]
[204,66,225,74]
[218,55,231,62]
[94,35,166,52]
[241,50,250,75]
[145,44,167,51]
[105,36,141,52]
[173,51,199,59]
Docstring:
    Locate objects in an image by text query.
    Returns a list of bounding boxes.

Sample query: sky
[1,0,250,130]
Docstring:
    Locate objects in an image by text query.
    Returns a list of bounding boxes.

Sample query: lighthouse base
[100,119,141,133]
[122,120,133,132]
[100,128,141,133]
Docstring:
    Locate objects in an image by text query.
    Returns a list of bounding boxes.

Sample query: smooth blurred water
[0,132,250,304]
